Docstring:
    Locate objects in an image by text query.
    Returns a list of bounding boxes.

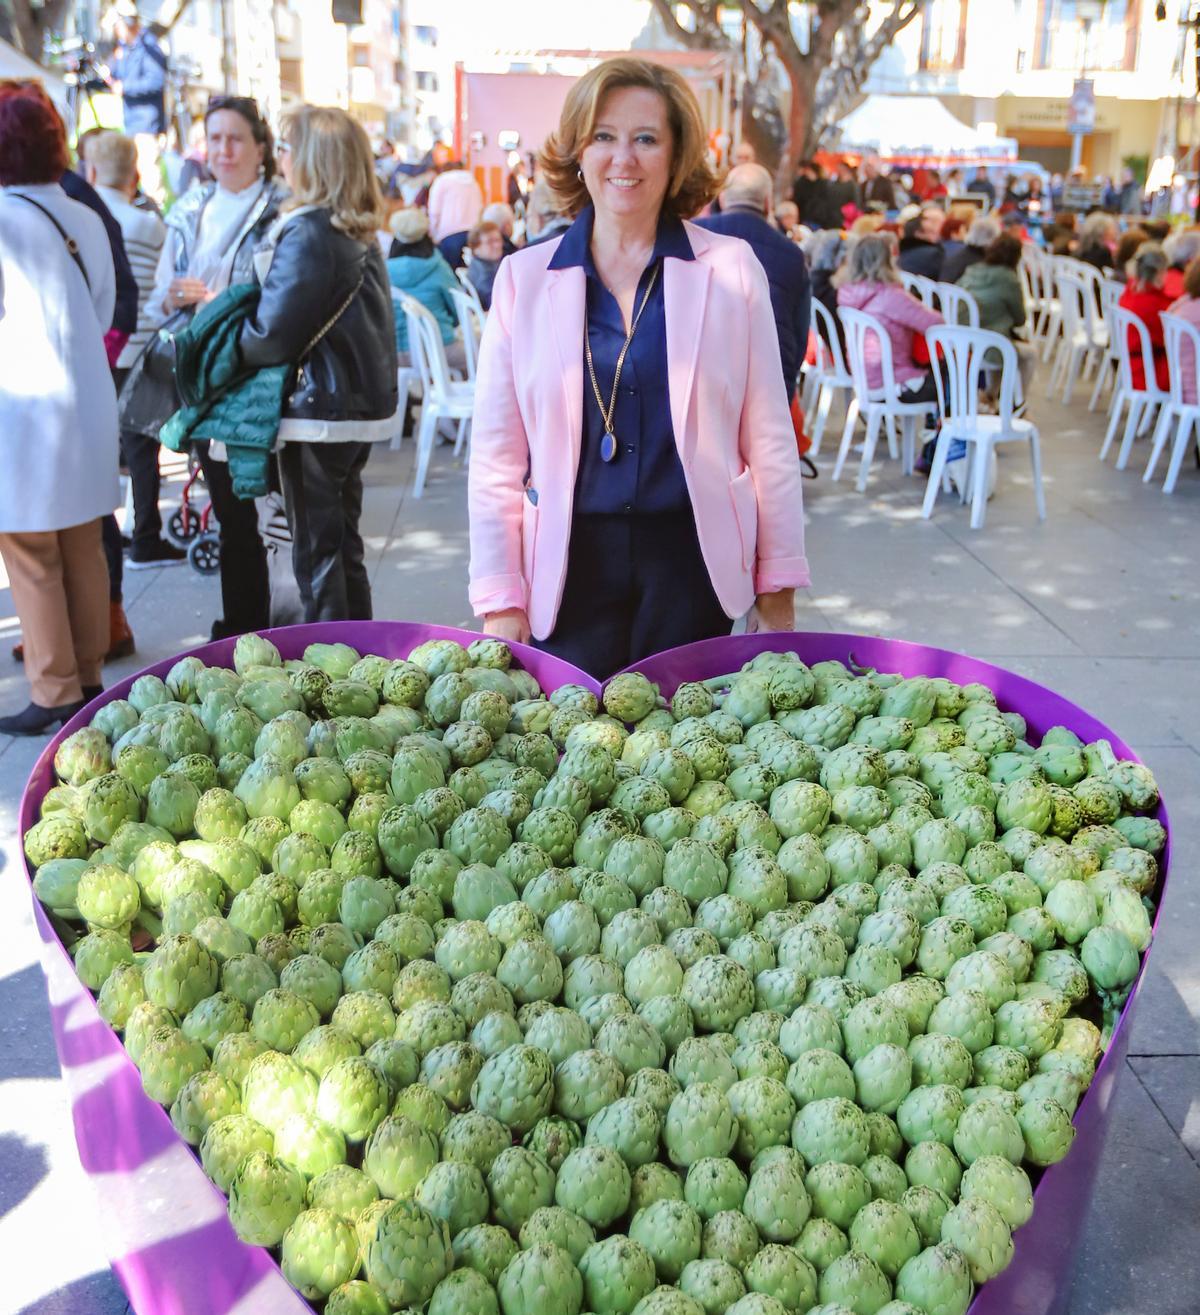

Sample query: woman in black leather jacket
[239,106,398,622]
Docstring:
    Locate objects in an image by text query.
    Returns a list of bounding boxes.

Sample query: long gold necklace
[584,263,660,463]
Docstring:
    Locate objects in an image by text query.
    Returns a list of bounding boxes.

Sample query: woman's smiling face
[579,85,674,226]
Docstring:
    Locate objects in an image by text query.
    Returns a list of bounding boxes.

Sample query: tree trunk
[7,0,72,63]
[775,58,818,198]
[10,2,44,59]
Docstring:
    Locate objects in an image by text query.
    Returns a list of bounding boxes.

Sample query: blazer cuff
[755,556,812,594]
[469,574,528,617]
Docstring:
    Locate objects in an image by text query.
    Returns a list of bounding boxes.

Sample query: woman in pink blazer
[468,57,809,677]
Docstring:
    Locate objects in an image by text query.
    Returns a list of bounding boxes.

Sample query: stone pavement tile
[1123,746,1200,1058]
[1130,1057,1200,1160]
[1064,1063,1200,1315]
[15,1272,130,1315]
[965,655,1200,750]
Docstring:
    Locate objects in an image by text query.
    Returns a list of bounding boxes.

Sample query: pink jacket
[427,170,484,242]
[836,281,943,388]
[468,222,810,641]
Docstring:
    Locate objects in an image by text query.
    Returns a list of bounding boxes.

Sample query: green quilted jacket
[160,283,290,499]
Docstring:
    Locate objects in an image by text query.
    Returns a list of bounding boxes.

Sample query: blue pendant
[600,432,618,463]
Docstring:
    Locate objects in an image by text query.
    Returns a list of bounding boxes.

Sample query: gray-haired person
[804,229,850,347]
[943,215,1000,284]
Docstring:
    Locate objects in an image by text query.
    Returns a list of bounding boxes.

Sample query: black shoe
[210,619,239,642]
[127,539,188,569]
[799,455,819,480]
[0,699,85,736]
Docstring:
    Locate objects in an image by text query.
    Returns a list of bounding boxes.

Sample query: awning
[834,94,1019,168]
[0,38,71,115]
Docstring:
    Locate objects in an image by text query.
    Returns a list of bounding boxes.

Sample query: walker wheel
[187,531,221,575]
[166,506,200,547]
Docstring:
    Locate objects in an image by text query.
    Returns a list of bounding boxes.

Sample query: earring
[577,168,584,182]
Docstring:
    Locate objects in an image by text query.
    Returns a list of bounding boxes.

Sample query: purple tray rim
[17,625,1171,1315]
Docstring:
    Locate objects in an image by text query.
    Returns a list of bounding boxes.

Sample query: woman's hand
[484,608,531,645]
[166,277,210,312]
[749,589,795,633]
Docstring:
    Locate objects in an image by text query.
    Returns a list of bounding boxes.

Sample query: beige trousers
[0,520,110,706]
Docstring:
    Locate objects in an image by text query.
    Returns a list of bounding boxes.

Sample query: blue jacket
[386,248,459,351]
[695,206,811,393]
[113,31,167,135]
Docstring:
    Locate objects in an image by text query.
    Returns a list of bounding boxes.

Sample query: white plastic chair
[834,306,934,492]
[922,325,1046,530]
[448,286,486,381]
[899,272,939,308]
[399,293,475,496]
[1143,313,1200,492]
[936,283,980,328]
[1047,270,1106,404]
[1101,306,1169,470]
[388,288,419,451]
[1033,253,1065,361]
[801,299,855,456]
[455,266,485,314]
[1087,278,1126,412]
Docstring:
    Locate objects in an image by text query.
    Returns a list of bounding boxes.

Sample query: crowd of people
[7,42,1200,731]
[0,82,399,733]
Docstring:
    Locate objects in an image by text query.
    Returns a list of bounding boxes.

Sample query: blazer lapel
[547,266,586,480]
[664,254,712,466]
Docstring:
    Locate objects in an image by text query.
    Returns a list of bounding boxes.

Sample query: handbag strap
[8,193,91,291]
[300,271,365,360]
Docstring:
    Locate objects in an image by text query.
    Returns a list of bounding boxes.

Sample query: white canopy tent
[834,94,1018,168]
[0,38,71,115]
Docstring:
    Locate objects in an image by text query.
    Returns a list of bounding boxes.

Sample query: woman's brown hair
[983,233,1024,269]
[1115,227,1148,272]
[1184,255,1200,300]
[538,56,720,220]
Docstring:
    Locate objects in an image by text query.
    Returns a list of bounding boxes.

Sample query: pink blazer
[467,221,811,641]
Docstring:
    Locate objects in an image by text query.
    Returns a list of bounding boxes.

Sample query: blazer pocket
[521,491,539,584]
[728,468,758,573]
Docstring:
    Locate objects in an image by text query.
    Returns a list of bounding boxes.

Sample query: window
[415,70,438,92]
[394,60,405,83]
[414,24,437,43]
[1033,0,1140,72]
[919,0,969,71]
[353,46,371,67]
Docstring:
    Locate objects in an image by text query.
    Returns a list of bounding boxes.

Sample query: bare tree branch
[652,0,931,185]
[647,0,731,52]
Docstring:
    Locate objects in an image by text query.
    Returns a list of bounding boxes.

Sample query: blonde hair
[539,56,720,220]
[850,213,883,236]
[281,105,384,243]
[89,130,137,188]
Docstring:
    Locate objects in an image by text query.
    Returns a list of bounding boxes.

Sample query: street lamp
[1069,0,1106,172]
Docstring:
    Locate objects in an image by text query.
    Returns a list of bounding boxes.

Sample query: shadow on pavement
[0,965,61,1081]
[0,1134,48,1221]
[18,1270,128,1314]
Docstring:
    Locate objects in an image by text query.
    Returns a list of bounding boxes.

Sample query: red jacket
[1119,282,1172,391]
[1164,267,1186,302]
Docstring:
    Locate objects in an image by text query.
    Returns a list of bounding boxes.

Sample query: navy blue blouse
[547,205,693,515]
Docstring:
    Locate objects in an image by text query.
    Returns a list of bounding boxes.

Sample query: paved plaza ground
[1,371,1197,1314]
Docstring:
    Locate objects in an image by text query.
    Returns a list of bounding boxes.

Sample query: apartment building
[870,0,1197,178]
